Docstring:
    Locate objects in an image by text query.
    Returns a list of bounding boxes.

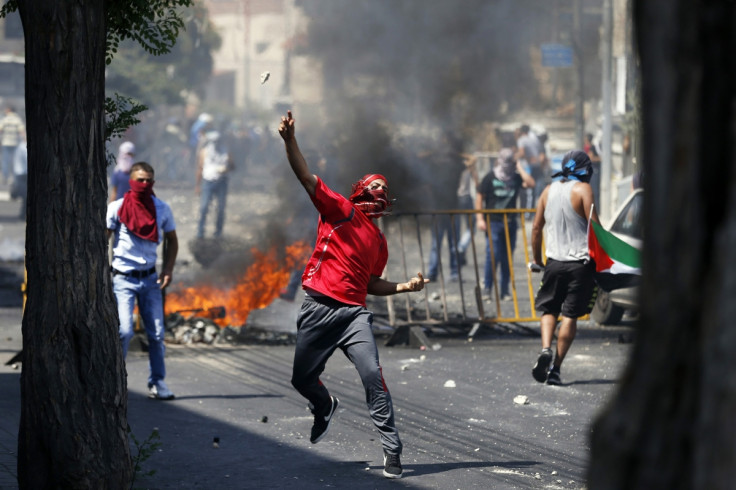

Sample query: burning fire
[166,241,311,327]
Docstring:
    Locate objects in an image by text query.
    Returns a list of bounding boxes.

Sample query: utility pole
[281,0,292,97]
[243,0,251,111]
[600,0,613,221]
[573,0,584,149]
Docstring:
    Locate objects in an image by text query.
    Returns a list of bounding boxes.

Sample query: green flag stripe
[591,220,640,268]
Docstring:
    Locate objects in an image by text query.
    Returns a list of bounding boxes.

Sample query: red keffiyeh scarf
[349,173,392,218]
[118,180,158,242]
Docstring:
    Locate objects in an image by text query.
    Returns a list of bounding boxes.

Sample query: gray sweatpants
[291,293,402,455]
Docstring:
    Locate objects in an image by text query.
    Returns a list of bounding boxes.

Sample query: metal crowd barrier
[380,208,543,335]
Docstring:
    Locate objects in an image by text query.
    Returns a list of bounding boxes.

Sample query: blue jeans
[427,214,459,280]
[484,219,518,296]
[2,146,16,181]
[198,177,228,238]
[113,273,167,386]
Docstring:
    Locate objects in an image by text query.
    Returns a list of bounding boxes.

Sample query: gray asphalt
[0,176,636,489]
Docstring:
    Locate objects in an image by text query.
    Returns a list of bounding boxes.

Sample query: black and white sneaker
[546,367,562,386]
[383,451,403,479]
[310,396,339,444]
[148,381,175,400]
[532,348,553,383]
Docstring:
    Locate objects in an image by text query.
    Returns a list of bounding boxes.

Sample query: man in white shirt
[195,131,234,239]
[107,162,179,399]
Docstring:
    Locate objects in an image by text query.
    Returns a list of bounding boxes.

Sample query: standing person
[530,150,599,386]
[0,105,25,185]
[424,135,466,282]
[11,138,27,220]
[456,153,479,265]
[188,112,213,167]
[515,124,541,210]
[107,162,178,400]
[195,130,234,239]
[109,141,136,202]
[278,110,427,479]
[475,148,534,300]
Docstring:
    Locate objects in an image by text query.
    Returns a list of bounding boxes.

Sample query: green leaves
[127,425,162,489]
[105,1,219,109]
[103,0,205,144]
[0,0,18,18]
[105,0,194,65]
[105,94,147,148]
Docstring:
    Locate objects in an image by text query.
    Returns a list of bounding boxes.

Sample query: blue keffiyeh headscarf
[552,150,593,183]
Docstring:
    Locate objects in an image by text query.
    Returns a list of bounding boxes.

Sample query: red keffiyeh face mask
[118,178,158,242]
[349,174,392,218]
[129,179,154,197]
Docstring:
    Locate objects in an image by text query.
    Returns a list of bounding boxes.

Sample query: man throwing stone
[278,110,427,479]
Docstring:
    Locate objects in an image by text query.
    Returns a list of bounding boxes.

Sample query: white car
[591,188,643,324]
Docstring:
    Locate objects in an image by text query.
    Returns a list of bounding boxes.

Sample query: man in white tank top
[529,150,600,385]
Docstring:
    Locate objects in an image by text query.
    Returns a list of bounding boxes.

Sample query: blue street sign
[541,44,573,67]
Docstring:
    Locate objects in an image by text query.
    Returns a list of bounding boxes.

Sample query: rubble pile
[164,313,297,346]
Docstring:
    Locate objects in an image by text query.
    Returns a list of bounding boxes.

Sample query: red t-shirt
[302,177,388,306]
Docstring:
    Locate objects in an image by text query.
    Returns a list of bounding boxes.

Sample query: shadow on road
[379,459,539,477]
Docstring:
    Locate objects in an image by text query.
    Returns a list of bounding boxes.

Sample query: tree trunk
[588,1,735,489]
[16,1,132,488]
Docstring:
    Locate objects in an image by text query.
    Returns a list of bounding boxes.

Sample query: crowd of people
[109,111,282,185]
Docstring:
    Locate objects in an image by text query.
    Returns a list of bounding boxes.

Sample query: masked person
[530,150,599,385]
[107,162,179,400]
[109,141,136,202]
[278,110,427,479]
[475,147,535,300]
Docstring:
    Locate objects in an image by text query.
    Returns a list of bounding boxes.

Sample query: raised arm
[516,160,535,189]
[278,110,318,196]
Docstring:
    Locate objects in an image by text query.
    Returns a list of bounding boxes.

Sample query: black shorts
[534,259,597,318]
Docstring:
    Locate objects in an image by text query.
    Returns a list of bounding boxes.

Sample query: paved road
[2,307,633,489]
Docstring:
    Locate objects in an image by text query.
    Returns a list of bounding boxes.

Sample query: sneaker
[546,367,562,386]
[532,348,553,383]
[383,451,403,479]
[148,381,175,400]
[310,396,339,444]
[501,294,513,301]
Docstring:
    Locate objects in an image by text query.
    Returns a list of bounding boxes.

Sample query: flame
[166,241,312,327]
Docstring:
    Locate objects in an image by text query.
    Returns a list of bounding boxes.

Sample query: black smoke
[289,0,569,211]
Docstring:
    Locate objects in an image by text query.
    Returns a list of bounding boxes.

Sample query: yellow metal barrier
[381,208,590,329]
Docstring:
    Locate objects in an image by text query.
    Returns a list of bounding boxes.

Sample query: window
[610,191,643,240]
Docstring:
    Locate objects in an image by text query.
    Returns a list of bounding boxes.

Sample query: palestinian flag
[588,219,641,292]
